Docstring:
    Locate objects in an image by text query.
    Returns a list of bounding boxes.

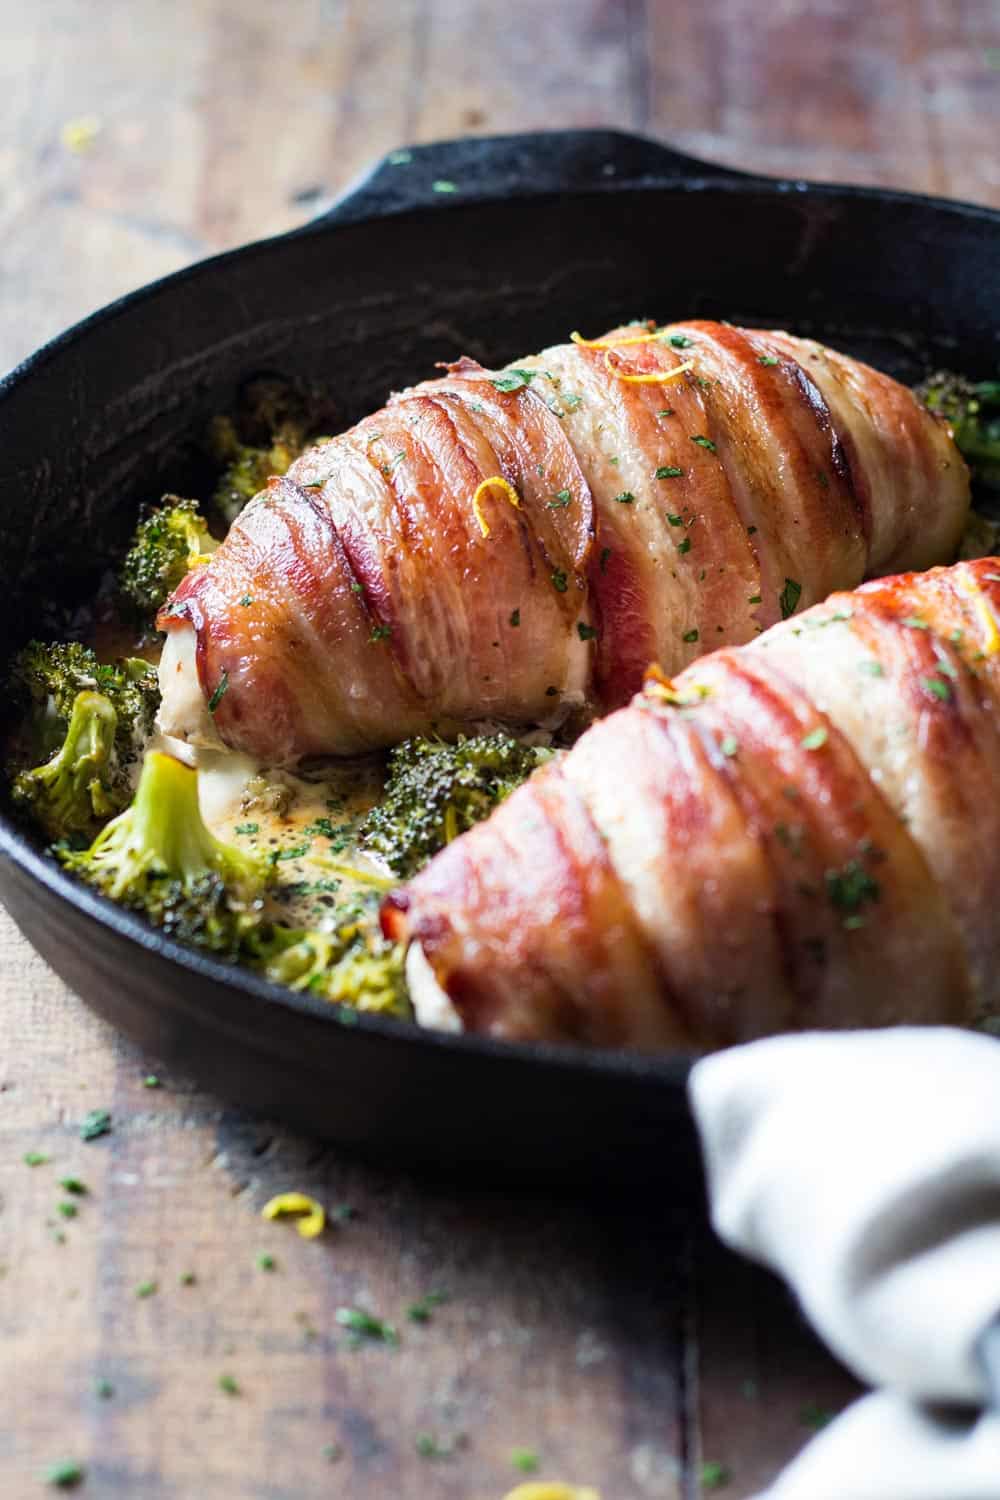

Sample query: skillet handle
[306,128,764,229]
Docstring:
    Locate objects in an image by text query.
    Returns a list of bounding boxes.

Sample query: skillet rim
[3,127,999,1080]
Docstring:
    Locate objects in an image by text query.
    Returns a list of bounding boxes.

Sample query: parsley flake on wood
[218,1373,241,1396]
[94,1378,114,1400]
[511,1449,541,1473]
[207,670,229,714]
[407,1290,449,1323]
[57,1202,78,1219]
[44,1460,85,1489]
[23,1151,49,1166]
[256,1252,277,1272]
[335,1306,400,1347]
[691,434,717,452]
[800,726,828,751]
[780,578,802,619]
[179,1271,197,1286]
[79,1109,111,1141]
[701,1460,731,1489]
[135,1280,158,1299]
[59,1178,87,1195]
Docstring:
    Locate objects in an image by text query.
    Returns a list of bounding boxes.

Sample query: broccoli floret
[7,643,159,836]
[11,690,119,841]
[209,416,310,526]
[119,495,217,617]
[359,733,554,878]
[59,750,272,958]
[915,371,1000,490]
[246,916,409,1018]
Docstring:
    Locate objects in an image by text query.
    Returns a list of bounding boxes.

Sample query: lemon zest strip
[571,327,666,349]
[501,1486,602,1500]
[472,475,522,539]
[956,569,1000,656]
[642,663,711,707]
[604,352,694,386]
[261,1192,326,1239]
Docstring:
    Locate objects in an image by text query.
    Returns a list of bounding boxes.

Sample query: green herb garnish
[551,569,568,593]
[23,1151,49,1166]
[677,537,692,554]
[758,355,779,367]
[207,671,229,714]
[800,726,828,751]
[510,608,521,627]
[59,1178,87,1196]
[682,629,699,643]
[79,1109,111,1142]
[656,466,684,479]
[921,676,952,702]
[691,435,717,452]
[512,1449,541,1473]
[44,1460,85,1489]
[548,489,572,508]
[335,1306,399,1347]
[218,1373,241,1395]
[780,578,802,619]
[369,623,392,643]
[577,622,598,641]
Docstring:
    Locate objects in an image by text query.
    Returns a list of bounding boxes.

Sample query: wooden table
[1,3,997,1495]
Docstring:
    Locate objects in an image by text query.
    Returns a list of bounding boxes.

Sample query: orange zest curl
[472,476,522,539]
[603,352,694,386]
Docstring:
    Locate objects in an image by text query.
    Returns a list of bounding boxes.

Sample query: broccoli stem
[12,690,118,841]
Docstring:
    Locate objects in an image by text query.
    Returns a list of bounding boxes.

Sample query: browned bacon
[385,558,1000,1051]
[158,323,968,762]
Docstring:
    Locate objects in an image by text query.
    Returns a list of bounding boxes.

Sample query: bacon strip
[386,558,1000,1051]
[158,323,969,761]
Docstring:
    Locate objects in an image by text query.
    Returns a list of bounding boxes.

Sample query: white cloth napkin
[689,1028,1000,1499]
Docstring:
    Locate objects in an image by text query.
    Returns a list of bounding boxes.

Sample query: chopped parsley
[431,179,457,193]
[95,1378,114,1400]
[135,1280,158,1299]
[682,628,699,643]
[563,393,583,410]
[921,676,952,702]
[239,594,253,607]
[143,1074,161,1088]
[551,569,568,593]
[303,817,337,839]
[548,489,572,507]
[490,367,543,393]
[656,465,684,479]
[599,547,611,573]
[666,513,684,526]
[800,726,828,751]
[218,1373,241,1395]
[23,1151,49,1166]
[57,1202,78,1220]
[701,1460,731,1489]
[234,822,259,836]
[269,844,311,864]
[658,407,675,417]
[59,1178,87,1196]
[179,1271,197,1286]
[677,537,692,554]
[79,1109,111,1142]
[369,623,392,643]
[510,608,521,627]
[335,1306,400,1347]
[720,735,739,757]
[407,1290,449,1323]
[44,1461,85,1489]
[902,615,929,630]
[614,491,635,504]
[780,578,802,619]
[512,1449,541,1473]
[416,1434,452,1459]
[256,1252,277,1272]
[826,859,880,925]
[691,435,717,452]
[577,622,598,641]
[748,594,762,605]
[207,670,229,714]
[859,660,885,677]
[669,334,694,348]
[758,354,780,367]
[388,149,412,165]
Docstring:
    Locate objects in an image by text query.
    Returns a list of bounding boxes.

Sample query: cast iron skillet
[1,130,999,1182]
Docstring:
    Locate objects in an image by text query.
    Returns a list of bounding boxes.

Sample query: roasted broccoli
[915,371,1000,490]
[209,395,314,525]
[59,750,272,958]
[246,912,409,1018]
[7,642,159,839]
[119,495,217,617]
[359,733,554,878]
[11,690,118,841]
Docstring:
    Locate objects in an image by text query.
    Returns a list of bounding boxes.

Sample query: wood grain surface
[1,1,996,1495]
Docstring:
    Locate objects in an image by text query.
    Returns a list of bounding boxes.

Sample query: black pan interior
[1,131,998,1178]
